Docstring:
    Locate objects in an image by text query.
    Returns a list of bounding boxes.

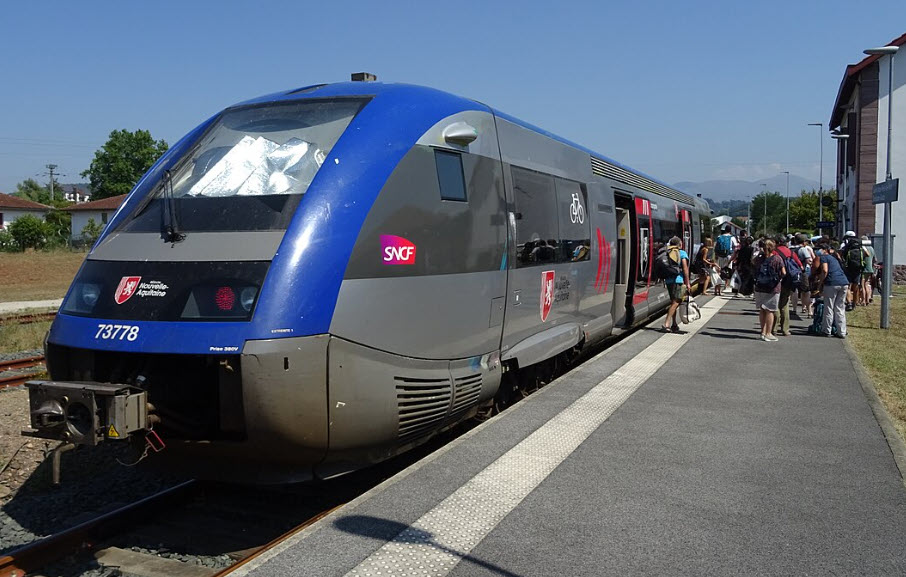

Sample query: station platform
[235,294,906,576]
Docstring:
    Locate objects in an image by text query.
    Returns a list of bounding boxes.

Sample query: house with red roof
[63,194,127,241]
[0,192,53,230]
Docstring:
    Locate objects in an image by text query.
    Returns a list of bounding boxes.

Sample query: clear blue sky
[2,0,905,195]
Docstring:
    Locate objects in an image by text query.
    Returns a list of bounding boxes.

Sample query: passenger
[715,226,737,272]
[814,242,849,338]
[734,236,756,297]
[772,235,802,336]
[796,235,816,317]
[692,236,715,296]
[840,231,864,311]
[752,239,786,341]
[660,236,691,334]
[860,235,876,305]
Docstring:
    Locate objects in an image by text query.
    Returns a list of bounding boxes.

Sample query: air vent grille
[590,157,693,205]
[395,377,452,441]
[450,374,482,416]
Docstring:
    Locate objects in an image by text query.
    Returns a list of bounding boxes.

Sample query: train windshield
[117,98,368,233]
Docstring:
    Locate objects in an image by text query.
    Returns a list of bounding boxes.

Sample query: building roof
[830,31,906,130]
[0,192,53,211]
[63,194,127,211]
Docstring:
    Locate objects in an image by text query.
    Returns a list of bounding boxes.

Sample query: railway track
[0,355,46,390]
[0,479,346,577]
[0,312,56,325]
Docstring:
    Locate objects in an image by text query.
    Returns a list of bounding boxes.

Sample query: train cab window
[434,149,468,201]
[555,178,590,261]
[512,167,558,267]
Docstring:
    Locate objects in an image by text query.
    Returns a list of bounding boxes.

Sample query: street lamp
[864,45,899,330]
[808,123,824,227]
[830,133,850,238]
[783,171,790,234]
[761,183,767,236]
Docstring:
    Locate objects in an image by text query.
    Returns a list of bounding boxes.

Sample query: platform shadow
[335,514,525,577]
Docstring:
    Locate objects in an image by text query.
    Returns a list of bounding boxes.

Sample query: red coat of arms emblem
[114,276,141,305]
[540,270,555,322]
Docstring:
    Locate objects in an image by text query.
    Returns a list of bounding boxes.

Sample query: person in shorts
[752,239,786,341]
[860,235,876,305]
[660,236,691,334]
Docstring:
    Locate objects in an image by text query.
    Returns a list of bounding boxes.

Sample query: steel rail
[0,480,198,577]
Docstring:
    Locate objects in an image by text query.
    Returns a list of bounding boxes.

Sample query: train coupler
[22,380,149,446]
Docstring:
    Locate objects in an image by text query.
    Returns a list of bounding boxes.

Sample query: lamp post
[864,45,899,330]
[830,133,850,238]
[761,183,767,236]
[808,122,824,228]
[783,171,790,234]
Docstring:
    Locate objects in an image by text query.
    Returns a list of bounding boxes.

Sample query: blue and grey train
[24,78,710,483]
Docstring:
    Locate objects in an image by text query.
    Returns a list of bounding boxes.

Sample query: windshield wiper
[161,170,186,243]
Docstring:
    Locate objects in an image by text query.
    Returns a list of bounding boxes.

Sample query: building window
[0,212,4,228]
[434,149,468,201]
[101,212,108,224]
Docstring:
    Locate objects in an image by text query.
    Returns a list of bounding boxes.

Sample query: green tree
[14,178,55,204]
[80,217,104,244]
[81,129,168,200]
[7,214,52,250]
[788,190,836,235]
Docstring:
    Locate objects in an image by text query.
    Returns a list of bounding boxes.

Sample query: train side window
[434,149,468,201]
[555,179,590,262]
[512,166,558,267]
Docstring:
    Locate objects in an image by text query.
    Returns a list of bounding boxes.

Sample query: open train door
[611,193,635,327]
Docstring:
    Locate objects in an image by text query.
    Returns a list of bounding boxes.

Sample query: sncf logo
[381,235,416,265]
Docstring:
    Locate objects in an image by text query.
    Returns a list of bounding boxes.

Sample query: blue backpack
[755,255,781,290]
[784,253,802,285]
[716,235,733,257]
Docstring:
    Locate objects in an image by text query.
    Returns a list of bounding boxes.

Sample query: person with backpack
[752,239,786,341]
[772,235,803,336]
[657,236,691,333]
[715,226,738,272]
[815,242,849,338]
[796,235,816,317]
[841,231,866,311]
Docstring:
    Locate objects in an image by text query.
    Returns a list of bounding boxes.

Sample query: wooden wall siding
[858,64,880,235]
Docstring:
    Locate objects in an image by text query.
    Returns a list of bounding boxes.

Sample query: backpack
[755,254,781,290]
[845,243,865,276]
[784,253,802,285]
[716,234,732,257]
[655,247,683,281]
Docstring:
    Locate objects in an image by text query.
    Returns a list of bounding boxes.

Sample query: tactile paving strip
[346,298,728,576]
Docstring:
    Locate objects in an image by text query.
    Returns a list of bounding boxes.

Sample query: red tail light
[215,286,236,311]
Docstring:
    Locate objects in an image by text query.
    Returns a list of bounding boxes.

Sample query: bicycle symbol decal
[570,193,585,224]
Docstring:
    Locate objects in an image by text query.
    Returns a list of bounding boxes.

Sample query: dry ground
[0,250,87,302]
[0,388,57,500]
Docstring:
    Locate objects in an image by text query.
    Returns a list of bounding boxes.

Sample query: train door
[612,194,633,327]
[682,209,693,253]
[630,196,654,322]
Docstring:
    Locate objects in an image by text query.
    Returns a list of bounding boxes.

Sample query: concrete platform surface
[0,299,62,314]
[235,295,906,577]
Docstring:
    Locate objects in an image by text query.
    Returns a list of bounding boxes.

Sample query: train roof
[231,81,700,207]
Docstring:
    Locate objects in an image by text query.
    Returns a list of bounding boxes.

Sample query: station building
[830,31,905,269]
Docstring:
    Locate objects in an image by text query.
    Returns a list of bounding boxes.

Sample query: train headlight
[80,283,101,307]
[240,287,257,312]
[62,282,102,314]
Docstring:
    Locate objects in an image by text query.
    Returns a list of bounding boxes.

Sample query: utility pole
[45,164,58,202]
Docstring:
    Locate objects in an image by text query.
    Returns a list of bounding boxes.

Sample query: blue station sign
[872,179,899,205]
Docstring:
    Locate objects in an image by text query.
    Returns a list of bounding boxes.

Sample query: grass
[0,321,53,354]
[847,286,906,441]
[0,249,87,302]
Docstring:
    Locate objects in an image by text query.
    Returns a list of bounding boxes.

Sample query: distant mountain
[674,175,821,202]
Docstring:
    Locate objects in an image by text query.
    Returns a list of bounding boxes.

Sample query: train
[23,77,710,483]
